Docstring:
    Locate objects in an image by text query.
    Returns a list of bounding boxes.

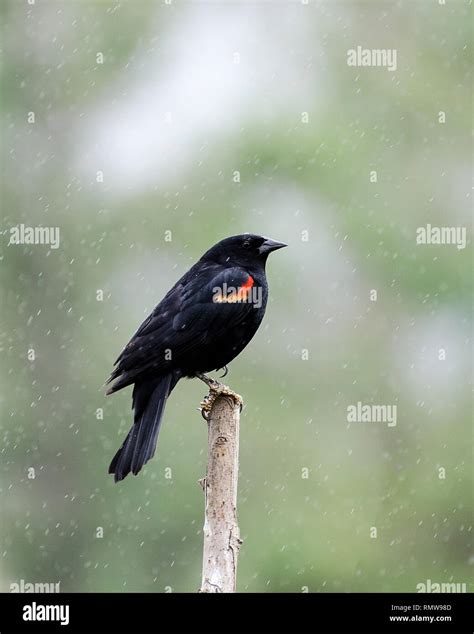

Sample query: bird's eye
[242,240,251,249]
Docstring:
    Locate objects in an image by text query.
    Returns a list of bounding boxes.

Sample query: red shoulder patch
[241,275,254,290]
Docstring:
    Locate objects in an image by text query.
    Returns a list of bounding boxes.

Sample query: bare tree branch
[199,384,243,593]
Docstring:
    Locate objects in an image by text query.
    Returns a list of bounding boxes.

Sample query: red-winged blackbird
[106,234,286,481]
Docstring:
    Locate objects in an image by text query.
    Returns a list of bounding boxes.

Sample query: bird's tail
[109,372,179,482]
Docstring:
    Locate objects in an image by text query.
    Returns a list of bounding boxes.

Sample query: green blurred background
[1,0,472,593]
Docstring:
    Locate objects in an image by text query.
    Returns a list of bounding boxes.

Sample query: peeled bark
[199,391,242,593]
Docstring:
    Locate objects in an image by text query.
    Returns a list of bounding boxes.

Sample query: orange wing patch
[241,275,254,290]
[213,275,254,303]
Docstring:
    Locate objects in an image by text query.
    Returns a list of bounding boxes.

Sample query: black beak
[258,238,288,255]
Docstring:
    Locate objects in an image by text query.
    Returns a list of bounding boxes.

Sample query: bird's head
[201,234,287,268]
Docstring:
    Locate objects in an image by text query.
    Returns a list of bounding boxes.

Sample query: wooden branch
[199,386,243,593]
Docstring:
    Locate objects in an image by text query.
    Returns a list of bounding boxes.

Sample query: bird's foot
[196,372,243,420]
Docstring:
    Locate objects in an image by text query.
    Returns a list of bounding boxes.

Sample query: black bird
[106,234,286,481]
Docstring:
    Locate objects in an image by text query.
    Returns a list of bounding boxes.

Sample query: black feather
[109,373,179,482]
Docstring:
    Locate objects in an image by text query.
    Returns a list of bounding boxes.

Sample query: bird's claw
[197,373,243,420]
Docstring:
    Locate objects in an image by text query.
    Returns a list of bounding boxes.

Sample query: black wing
[106,264,256,393]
